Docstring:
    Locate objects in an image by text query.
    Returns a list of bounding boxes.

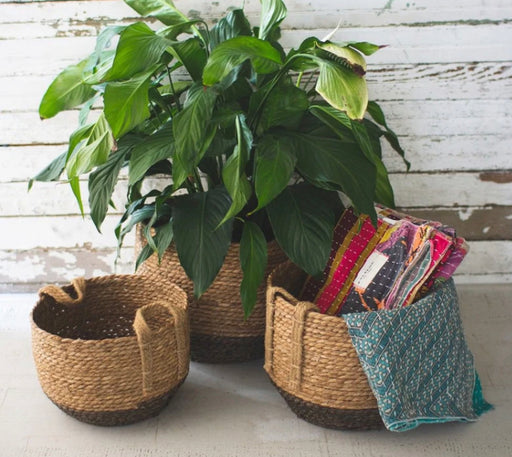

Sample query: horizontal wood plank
[0,240,510,292]
[2,24,512,78]
[3,99,510,145]
[1,0,511,28]
[3,62,511,114]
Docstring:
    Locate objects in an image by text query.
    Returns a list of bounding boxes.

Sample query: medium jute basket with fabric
[31,274,189,426]
[265,262,383,430]
[136,227,287,363]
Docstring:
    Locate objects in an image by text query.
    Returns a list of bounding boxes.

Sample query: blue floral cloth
[343,279,492,431]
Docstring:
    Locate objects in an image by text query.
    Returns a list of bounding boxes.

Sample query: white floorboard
[0,285,510,457]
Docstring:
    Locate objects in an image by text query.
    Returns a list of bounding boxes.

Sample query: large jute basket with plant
[264,261,383,430]
[32,0,407,364]
[136,227,287,362]
[31,274,189,426]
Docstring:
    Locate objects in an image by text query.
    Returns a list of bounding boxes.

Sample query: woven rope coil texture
[265,262,379,413]
[31,274,190,425]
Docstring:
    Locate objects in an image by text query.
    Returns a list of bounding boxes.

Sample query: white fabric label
[353,251,389,290]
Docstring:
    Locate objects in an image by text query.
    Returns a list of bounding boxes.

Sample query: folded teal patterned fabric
[343,279,492,431]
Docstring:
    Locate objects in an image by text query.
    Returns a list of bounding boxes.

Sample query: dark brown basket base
[273,382,383,431]
[191,333,264,363]
[50,383,182,426]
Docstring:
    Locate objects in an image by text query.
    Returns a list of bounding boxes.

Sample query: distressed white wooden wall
[1,0,511,291]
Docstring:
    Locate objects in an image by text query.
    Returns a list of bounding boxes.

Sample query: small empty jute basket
[136,227,287,363]
[264,262,383,430]
[31,274,189,426]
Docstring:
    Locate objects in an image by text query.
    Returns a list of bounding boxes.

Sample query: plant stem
[193,168,205,192]
[167,67,182,111]
[296,71,304,88]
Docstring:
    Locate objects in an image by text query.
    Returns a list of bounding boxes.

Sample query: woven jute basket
[31,274,189,426]
[265,262,383,430]
[136,227,287,363]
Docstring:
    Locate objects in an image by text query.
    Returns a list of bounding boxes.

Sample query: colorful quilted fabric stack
[300,206,468,315]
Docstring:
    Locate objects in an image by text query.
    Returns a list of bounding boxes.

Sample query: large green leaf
[220,115,253,224]
[89,134,142,231]
[129,123,175,185]
[258,0,287,40]
[253,134,296,211]
[173,187,233,297]
[287,131,376,219]
[39,59,95,119]
[28,151,66,190]
[257,83,309,133]
[88,148,127,231]
[124,0,189,26]
[168,37,207,81]
[239,221,268,318]
[316,60,368,120]
[203,36,283,86]
[210,9,252,49]
[136,219,174,270]
[172,84,217,188]
[106,22,171,81]
[367,100,410,170]
[309,105,355,142]
[267,183,336,276]
[66,113,114,178]
[104,67,158,137]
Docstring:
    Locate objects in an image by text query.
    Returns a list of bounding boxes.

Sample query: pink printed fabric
[300,206,468,315]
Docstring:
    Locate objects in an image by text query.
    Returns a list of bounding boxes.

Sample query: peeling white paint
[458,207,475,221]
[483,226,491,234]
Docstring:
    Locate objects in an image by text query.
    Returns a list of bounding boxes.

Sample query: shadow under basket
[136,227,287,364]
[264,262,383,430]
[31,274,190,426]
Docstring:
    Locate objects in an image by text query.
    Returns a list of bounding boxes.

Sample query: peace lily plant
[32,0,408,317]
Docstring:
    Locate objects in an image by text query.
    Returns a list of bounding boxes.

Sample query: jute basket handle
[133,300,189,396]
[265,282,317,395]
[38,277,86,305]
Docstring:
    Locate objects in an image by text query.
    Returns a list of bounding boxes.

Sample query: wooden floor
[1,284,510,457]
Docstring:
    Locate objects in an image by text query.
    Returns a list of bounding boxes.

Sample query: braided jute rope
[31,274,190,426]
[265,262,383,430]
[136,226,288,363]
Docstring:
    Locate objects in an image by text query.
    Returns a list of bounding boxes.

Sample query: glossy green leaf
[168,37,207,81]
[129,123,175,185]
[66,113,114,178]
[210,9,252,49]
[340,41,382,56]
[173,187,233,297]
[258,83,309,133]
[106,22,171,81]
[124,0,189,26]
[367,100,410,170]
[316,60,368,120]
[267,183,336,276]
[258,0,287,40]
[220,115,253,224]
[104,67,158,137]
[89,134,142,231]
[39,59,95,119]
[85,25,126,74]
[309,105,354,142]
[253,134,296,211]
[287,131,376,219]
[88,149,128,231]
[203,36,283,86]
[240,221,268,318]
[172,85,217,188]
[135,220,174,270]
[28,152,66,190]
[69,176,85,216]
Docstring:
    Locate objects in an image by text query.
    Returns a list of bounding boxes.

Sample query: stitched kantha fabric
[343,279,493,431]
[300,206,468,315]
